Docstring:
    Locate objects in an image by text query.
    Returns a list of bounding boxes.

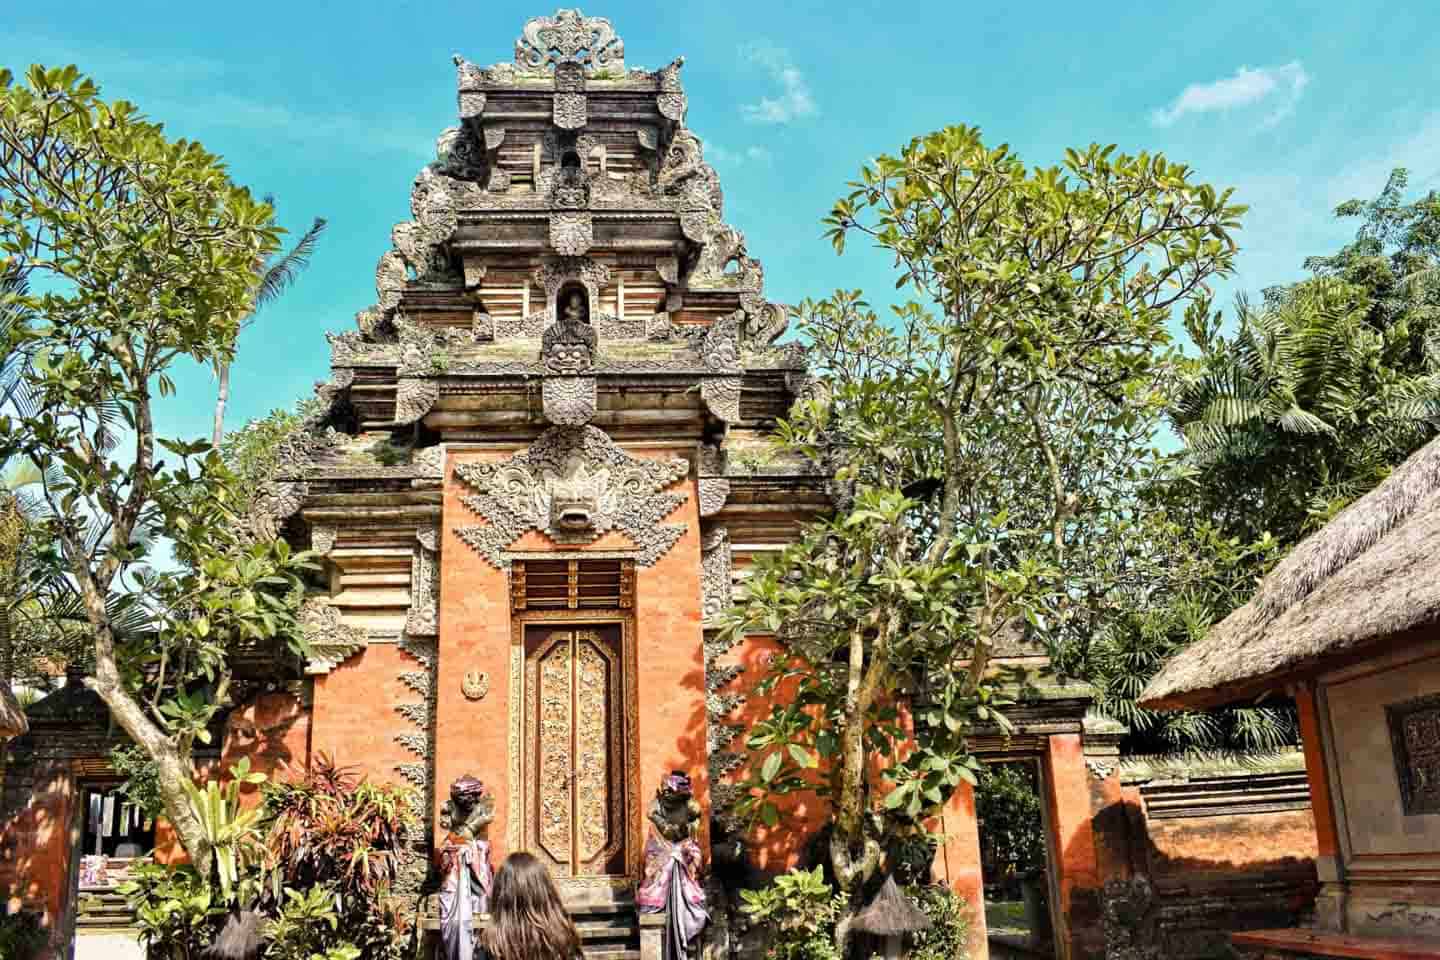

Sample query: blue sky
[5,0,1439,443]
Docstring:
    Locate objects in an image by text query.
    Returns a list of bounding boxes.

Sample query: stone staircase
[569,897,641,959]
[74,887,137,931]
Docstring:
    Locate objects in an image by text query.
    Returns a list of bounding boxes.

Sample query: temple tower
[251,8,830,895]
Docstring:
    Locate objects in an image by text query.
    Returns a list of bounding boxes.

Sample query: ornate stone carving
[300,600,370,675]
[742,295,789,344]
[406,526,440,637]
[550,212,593,255]
[473,310,494,342]
[454,426,689,568]
[310,525,337,556]
[515,9,625,72]
[553,61,587,129]
[543,376,597,426]
[394,377,440,425]
[701,377,742,423]
[697,478,730,517]
[484,125,507,152]
[636,127,657,152]
[413,444,445,480]
[454,54,487,92]
[250,481,308,541]
[656,255,679,285]
[689,223,761,291]
[376,250,408,310]
[1086,759,1119,781]
[700,311,742,371]
[462,671,490,701]
[658,130,721,215]
[656,57,687,122]
[1387,693,1440,815]
[701,528,732,627]
[680,210,717,244]
[458,90,486,120]
[542,297,597,374]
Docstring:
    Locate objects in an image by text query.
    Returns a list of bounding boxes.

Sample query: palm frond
[253,217,328,311]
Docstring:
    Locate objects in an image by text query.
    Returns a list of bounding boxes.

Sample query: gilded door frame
[509,609,641,888]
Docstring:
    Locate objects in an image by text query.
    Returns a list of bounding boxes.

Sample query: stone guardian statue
[637,771,709,959]
[437,775,495,960]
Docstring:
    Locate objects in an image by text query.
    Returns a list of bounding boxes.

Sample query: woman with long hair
[480,851,584,960]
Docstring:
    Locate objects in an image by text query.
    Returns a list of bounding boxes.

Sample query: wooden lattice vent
[511,558,635,610]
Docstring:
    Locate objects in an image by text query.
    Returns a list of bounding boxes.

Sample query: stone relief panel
[700,527,733,628]
[454,425,690,569]
[405,526,440,637]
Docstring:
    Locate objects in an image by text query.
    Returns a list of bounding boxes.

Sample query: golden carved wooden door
[523,625,627,877]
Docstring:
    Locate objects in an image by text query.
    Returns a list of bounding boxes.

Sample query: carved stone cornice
[454,425,689,569]
[394,378,440,425]
[697,478,730,517]
[300,600,370,675]
[701,377,742,423]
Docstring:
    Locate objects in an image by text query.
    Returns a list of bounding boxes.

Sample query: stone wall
[1094,753,1319,960]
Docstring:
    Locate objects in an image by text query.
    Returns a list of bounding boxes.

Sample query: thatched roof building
[1141,436,1440,710]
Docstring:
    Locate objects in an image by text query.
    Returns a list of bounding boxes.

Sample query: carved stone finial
[515,9,625,73]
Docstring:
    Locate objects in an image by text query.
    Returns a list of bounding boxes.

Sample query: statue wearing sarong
[637,771,709,960]
[437,776,494,960]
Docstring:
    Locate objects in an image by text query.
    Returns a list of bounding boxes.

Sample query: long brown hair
[484,852,583,960]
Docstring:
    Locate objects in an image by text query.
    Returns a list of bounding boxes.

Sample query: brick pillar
[1042,733,1103,960]
[1295,681,1345,930]
[932,779,988,959]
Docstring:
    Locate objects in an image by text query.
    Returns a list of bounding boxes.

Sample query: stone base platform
[1233,928,1440,960]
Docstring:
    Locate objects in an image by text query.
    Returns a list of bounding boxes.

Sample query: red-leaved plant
[262,752,417,898]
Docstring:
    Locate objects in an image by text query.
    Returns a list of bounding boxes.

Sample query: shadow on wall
[1087,783,1319,960]
[717,634,832,874]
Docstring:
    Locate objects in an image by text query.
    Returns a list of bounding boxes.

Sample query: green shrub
[739,866,847,960]
[118,863,226,960]
[907,885,971,960]
[0,911,46,960]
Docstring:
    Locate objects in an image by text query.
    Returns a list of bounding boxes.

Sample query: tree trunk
[212,361,230,449]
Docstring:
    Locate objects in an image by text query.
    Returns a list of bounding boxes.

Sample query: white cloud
[741,44,817,125]
[707,143,773,167]
[1151,61,1310,129]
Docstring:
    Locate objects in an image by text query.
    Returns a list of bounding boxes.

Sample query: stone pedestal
[639,912,665,960]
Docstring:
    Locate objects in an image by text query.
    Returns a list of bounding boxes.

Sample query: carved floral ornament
[454,425,690,569]
[515,9,625,73]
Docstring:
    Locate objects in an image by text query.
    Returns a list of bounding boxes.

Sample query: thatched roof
[851,875,932,937]
[1141,437,1440,711]
[0,683,26,738]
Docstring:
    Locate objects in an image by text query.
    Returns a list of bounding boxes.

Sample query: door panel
[524,625,626,877]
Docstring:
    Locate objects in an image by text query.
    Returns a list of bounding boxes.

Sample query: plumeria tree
[723,126,1244,949]
[0,65,312,870]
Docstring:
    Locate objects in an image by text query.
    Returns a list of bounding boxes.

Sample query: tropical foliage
[0,63,314,870]
[1084,167,1440,754]
[725,125,1242,949]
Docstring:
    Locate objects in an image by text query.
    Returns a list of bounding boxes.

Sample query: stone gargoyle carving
[453,425,690,569]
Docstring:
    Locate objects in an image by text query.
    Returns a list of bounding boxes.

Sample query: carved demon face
[544,456,610,533]
[545,340,593,374]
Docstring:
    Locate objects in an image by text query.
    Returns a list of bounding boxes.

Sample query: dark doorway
[976,759,1058,959]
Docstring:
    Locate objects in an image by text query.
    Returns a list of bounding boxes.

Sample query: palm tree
[1172,277,1440,542]
[212,214,327,448]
